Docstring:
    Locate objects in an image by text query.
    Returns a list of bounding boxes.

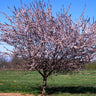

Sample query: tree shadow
[0,85,96,95]
[27,86,96,95]
[46,86,96,94]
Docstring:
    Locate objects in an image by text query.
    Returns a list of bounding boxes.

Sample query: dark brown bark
[42,77,47,96]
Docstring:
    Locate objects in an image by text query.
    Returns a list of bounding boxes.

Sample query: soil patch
[0,93,34,96]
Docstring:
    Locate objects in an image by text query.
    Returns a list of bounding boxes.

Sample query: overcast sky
[0,0,96,53]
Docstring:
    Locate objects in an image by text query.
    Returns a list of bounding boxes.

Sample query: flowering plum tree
[0,1,96,96]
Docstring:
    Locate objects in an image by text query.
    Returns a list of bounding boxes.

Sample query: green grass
[0,70,96,96]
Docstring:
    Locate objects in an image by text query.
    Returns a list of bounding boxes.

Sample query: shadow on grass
[0,86,96,95]
[46,86,96,94]
[29,86,96,95]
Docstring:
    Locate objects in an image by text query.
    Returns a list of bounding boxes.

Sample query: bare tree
[8,55,25,70]
[0,1,96,96]
[0,56,7,69]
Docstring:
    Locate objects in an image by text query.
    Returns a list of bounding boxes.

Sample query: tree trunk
[42,77,47,96]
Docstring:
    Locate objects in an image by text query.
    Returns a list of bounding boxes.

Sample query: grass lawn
[0,70,96,96]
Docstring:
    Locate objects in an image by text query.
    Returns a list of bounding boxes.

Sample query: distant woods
[1,55,96,71]
[0,56,25,70]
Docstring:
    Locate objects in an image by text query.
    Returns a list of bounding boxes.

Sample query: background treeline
[0,56,25,70]
[85,62,96,70]
[0,56,96,70]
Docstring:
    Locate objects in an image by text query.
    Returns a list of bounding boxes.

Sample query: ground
[0,93,34,96]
